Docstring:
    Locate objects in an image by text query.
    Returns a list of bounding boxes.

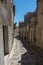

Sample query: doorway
[3,26,9,55]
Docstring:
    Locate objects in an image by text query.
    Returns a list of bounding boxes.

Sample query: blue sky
[13,0,37,26]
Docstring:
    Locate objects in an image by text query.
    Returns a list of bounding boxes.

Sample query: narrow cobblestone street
[5,34,43,65]
[5,35,27,65]
[0,0,43,65]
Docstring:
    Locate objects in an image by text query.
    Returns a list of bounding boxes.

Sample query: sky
[13,0,37,26]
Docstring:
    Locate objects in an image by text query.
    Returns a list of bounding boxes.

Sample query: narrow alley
[5,33,43,65]
[0,0,43,65]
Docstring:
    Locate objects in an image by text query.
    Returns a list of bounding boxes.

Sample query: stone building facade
[0,0,15,65]
[24,12,36,42]
[19,22,25,39]
[24,13,30,41]
[36,0,43,49]
[30,13,37,44]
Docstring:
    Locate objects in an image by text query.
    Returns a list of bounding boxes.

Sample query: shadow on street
[15,35,43,65]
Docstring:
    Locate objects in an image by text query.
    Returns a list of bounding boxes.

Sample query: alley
[0,0,43,65]
[5,35,27,65]
[5,35,43,65]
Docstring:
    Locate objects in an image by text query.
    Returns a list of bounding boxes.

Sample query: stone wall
[0,25,4,65]
[8,26,13,53]
[36,0,43,49]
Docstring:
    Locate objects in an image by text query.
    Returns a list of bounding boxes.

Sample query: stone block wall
[0,25,4,65]
[8,26,13,53]
[36,0,43,49]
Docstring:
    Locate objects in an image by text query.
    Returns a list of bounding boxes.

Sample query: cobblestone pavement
[5,36,43,65]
